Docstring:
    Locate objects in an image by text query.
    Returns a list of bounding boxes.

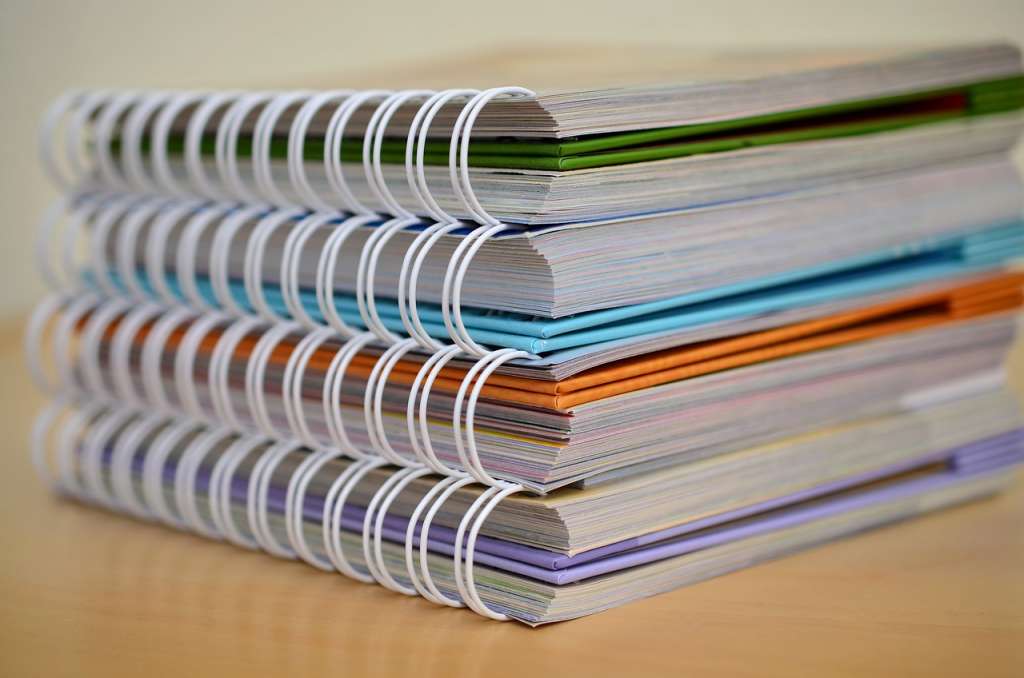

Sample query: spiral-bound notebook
[27,42,1024,624]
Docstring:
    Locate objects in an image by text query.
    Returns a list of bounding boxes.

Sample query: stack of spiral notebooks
[26,42,1024,624]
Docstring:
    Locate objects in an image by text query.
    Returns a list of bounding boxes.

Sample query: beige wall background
[2,0,1024,321]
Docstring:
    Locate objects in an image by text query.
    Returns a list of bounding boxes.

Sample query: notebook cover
[134,428,1023,583]
[104,270,1024,411]
[107,221,1024,354]
[122,76,1024,170]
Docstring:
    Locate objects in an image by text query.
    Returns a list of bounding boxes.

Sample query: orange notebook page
[100,271,1024,411]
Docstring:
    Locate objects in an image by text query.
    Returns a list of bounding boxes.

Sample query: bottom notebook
[477,466,1016,624]
[35,398,1024,624]
[335,433,1022,624]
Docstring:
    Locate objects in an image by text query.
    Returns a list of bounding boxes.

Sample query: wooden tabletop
[1,317,1022,678]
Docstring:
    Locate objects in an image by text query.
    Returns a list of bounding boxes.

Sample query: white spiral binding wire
[39,89,85,191]
[355,218,414,344]
[321,332,376,458]
[110,413,168,518]
[86,197,129,294]
[382,90,473,473]
[37,88,529,341]
[58,196,106,293]
[306,91,422,584]
[359,465,418,586]
[217,92,278,203]
[30,85,550,620]
[52,293,102,396]
[208,316,267,431]
[352,90,525,597]
[142,419,201,528]
[174,427,231,539]
[51,403,86,497]
[458,483,524,620]
[281,326,335,448]
[30,396,69,490]
[35,194,76,290]
[34,274,315,548]
[56,403,107,500]
[122,91,173,193]
[323,456,386,582]
[89,195,146,297]
[413,345,468,474]
[398,474,455,603]
[58,300,188,515]
[285,448,345,570]
[450,485,503,612]
[390,92,475,409]
[363,338,420,465]
[354,92,441,467]
[32,92,303,541]
[28,289,225,525]
[208,204,269,315]
[244,208,307,322]
[25,294,69,395]
[323,89,391,213]
[276,95,407,589]
[410,89,476,222]
[368,466,434,594]
[65,90,113,185]
[110,304,164,402]
[174,312,232,421]
[139,306,198,413]
[94,91,147,191]
[247,440,303,558]
[404,88,537,618]
[115,196,176,300]
[244,321,302,439]
[186,91,242,200]
[77,297,132,400]
[395,90,539,509]
[199,86,540,610]
[36,295,413,586]
[34,230,439,593]
[314,213,375,335]
[144,199,206,306]
[288,90,353,211]
[208,434,265,550]
[280,212,334,328]
[364,90,433,216]
[416,475,478,607]
[253,91,314,206]
[80,406,135,508]
[176,202,235,311]
[152,91,207,197]
[397,222,462,350]
[80,409,134,510]
[437,223,505,354]
[452,348,533,486]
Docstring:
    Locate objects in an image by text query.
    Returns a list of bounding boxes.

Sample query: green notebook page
[115,75,1024,171]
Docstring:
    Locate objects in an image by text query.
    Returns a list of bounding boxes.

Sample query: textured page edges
[88,270,1024,409]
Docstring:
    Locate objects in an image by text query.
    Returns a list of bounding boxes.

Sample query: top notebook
[46,43,1024,224]
[352,43,1024,137]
